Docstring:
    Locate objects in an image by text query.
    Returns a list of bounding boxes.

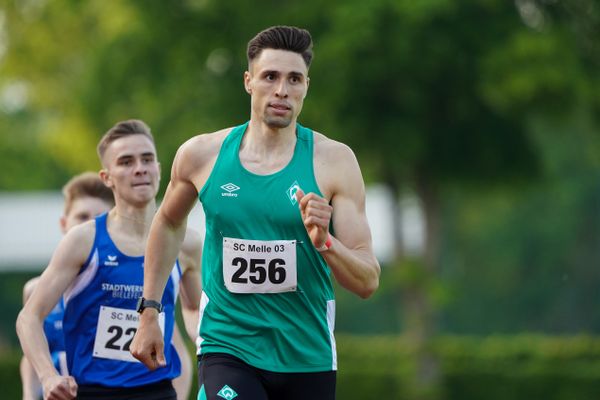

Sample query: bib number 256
[223,237,297,294]
[231,257,287,284]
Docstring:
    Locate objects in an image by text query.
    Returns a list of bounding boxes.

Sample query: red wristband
[316,234,332,252]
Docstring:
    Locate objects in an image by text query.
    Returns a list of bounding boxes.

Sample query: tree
[304,0,598,396]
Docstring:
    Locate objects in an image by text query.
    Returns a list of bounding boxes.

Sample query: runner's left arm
[297,142,380,299]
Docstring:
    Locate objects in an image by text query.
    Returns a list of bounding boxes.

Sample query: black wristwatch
[136,297,163,314]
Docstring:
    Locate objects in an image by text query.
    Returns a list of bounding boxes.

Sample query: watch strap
[136,297,163,314]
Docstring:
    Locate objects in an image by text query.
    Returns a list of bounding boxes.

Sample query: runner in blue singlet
[20,172,113,400]
[17,120,202,400]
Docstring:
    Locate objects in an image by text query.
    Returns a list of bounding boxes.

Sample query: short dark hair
[62,172,114,214]
[247,26,313,68]
[96,119,155,161]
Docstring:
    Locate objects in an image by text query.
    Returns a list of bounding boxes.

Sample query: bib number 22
[93,306,165,362]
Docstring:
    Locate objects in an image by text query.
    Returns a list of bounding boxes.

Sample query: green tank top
[197,122,337,372]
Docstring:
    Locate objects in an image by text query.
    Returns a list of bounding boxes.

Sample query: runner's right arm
[16,222,96,400]
[21,278,42,400]
[20,356,41,400]
[131,139,204,370]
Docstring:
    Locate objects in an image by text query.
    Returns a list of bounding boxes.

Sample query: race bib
[93,306,165,362]
[223,237,297,294]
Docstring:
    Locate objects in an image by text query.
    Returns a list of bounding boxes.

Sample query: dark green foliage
[336,335,600,400]
[5,335,600,400]
[0,272,37,348]
[439,115,600,334]
[0,351,21,399]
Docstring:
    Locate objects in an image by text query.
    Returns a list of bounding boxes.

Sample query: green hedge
[4,335,600,399]
[337,335,600,400]
[0,351,21,399]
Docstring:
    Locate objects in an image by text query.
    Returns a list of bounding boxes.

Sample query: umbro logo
[221,183,240,197]
[104,255,119,266]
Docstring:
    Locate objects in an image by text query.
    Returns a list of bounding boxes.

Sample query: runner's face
[61,196,112,233]
[101,134,160,206]
[245,49,309,129]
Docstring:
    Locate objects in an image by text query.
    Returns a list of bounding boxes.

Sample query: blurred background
[1,0,600,399]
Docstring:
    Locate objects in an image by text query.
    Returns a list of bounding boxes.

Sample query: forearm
[16,311,59,385]
[322,235,380,299]
[181,306,199,341]
[143,212,187,301]
[179,267,201,341]
[20,356,41,400]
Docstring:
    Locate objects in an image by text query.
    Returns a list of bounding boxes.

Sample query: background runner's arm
[178,227,202,340]
[16,223,92,395]
[20,356,41,400]
[20,278,42,400]
[173,225,202,400]
[171,326,192,400]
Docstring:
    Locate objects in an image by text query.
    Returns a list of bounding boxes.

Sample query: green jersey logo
[217,385,238,399]
[287,180,300,205]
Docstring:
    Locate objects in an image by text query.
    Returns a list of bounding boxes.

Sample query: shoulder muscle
[313,132,364,201]
[174,128,234,192]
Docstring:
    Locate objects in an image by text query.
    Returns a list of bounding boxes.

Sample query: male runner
[17,119,202,400]
[20,172,114,400]
[132,26,380,400]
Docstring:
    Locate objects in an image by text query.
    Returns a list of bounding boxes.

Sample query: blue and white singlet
[61,213,181,387]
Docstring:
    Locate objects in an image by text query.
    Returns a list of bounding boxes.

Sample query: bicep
[330,155,374,252]
[23,277,40,305]
[159,149,201,226]
[159,180,198,227]
[23,231,91,318]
